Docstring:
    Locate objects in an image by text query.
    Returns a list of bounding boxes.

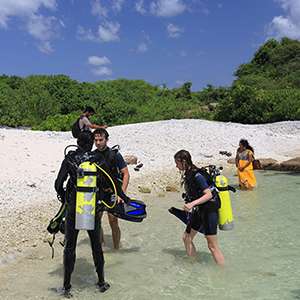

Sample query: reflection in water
[1,171,300,299]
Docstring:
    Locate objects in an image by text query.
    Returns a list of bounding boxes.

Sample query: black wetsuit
[54,149,105,290]
[184,169,220,235]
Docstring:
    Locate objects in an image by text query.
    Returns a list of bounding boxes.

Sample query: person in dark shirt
[54,131,110,297]
[93,128,130,252]
[174,150,225,265]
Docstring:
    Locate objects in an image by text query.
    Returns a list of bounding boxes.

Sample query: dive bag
[71,116,83,138]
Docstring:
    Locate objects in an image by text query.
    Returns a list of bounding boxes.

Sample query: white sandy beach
[1,119,300,261]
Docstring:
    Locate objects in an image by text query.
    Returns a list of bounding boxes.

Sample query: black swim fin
[168,207,203,234]
[101,199,147,222]
[47,203,66,234]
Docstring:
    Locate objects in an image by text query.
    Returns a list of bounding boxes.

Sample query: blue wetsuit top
[194,173,209,194]
[116,152,127,170]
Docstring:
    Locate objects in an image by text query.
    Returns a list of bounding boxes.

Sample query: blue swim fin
[168,207,203,234]
[102,199,147,223]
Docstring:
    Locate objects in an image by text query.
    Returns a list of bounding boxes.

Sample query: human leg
[108,212,121,251]
[99,211,105,246]
[201,209,225,265]
[205,235,225,265]
[182,229,198,258]
[63,213,79,291]
[88,215,105,285]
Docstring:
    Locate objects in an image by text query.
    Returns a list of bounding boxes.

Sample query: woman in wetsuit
[174,150,225,265]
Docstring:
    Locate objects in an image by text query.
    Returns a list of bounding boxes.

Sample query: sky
[1,0,300,92]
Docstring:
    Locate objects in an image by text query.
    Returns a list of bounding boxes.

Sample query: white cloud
[202,8,209,15]
[166,22,185,38]
[141,30,152,43]
[150,0,186,17]
[91,0,124,18]
[91,0,108,19]
[265,0,300,40]
[0,0,59,53]
[196,50,205,56]
[36,41,53,54]
[98,21,120,42]
[175,80,184,86]
[27,14,58,53]
[0,0,57,28]
[27,14,57,41]
[138,42,148,53]
[135,0,147,14]
[112,0,125,13]
[91,66,113,76]
[180,51,186,56]
[77,21,120,43]
[87,55,113,76]
[87,56,111,66]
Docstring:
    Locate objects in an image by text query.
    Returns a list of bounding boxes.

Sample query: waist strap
[77,186,98,193]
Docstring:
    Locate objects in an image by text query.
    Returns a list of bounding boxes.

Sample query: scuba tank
[75,160,98,230]
[208,166,235,230]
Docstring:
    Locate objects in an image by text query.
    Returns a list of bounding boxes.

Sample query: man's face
[94,133,108,152]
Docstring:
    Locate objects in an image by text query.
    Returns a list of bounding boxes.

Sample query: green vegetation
[1,37,300,130]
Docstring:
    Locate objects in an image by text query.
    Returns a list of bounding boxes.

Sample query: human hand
[183,202,193,212]
[117,196,124,204]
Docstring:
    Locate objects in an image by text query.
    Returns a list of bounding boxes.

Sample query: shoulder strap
[195,167,214,186]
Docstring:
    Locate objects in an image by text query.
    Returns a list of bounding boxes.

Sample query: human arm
[183,188,212,212]
[235,147,240,168]
[235,154,239,168]
[86,123,107,129]
[82,116,107,129]
[116,153,130,203]
[54,160,69,202]
[117,165,130,203]
[120,166,129,193]
[183,173,212,212]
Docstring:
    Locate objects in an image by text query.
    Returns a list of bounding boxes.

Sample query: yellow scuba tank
[214,174,234,230]
[75,161,97,230]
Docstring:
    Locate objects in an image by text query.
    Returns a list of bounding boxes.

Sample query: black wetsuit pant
[63,203,104,290]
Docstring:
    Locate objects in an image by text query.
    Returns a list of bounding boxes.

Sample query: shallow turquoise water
[1,170,300,299]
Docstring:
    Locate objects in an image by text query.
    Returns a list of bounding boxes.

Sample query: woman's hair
[240,138,254,153]
[174,150,197,174]
[77,131,94,152]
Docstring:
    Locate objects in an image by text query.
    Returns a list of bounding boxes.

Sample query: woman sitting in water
[174,150,225,265]
[235,138,257,189]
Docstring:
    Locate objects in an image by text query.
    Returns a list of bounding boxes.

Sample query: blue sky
[0,0,299,91]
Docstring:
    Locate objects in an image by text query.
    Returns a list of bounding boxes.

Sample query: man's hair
[84,106,95,114]
[93,128,109,139]
[77,131,94,152]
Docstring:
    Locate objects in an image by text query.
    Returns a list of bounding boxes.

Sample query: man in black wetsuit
[54,131,110,297]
